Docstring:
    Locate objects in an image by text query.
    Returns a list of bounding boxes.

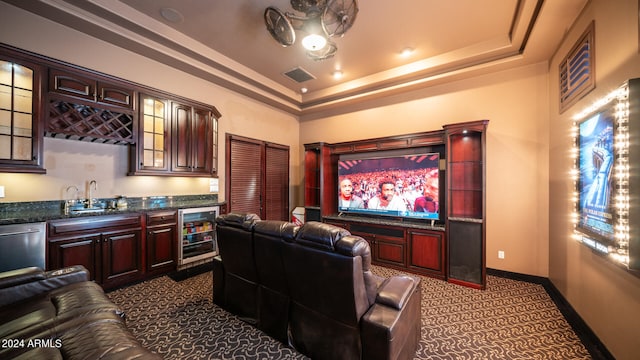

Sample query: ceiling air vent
[283,67,315,83]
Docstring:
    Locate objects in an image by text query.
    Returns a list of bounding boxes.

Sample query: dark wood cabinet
[171,103,214,174]
[350,223,406,268]
[0,43,222,175]
[407,230,445,278]
[48,234,101,281]
[132,94,170,173]
[304,143,336,221]
[307,120,487,287]
[0,49,46,173]
[325,218,445,279]
[48,68,133,109]
[47,213,144,289]
[145,210,178,275]
[101,227,144,287]
[46,68,135,145]
[130,94,219,176]
[444,120,488,289]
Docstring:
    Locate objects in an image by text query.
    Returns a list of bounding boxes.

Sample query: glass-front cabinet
[0,56,45,173]
[129,93,219,177]
[130,94,169,174]
[141,95,168,170]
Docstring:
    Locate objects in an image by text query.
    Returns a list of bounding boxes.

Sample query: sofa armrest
[0,266,89,307]
[361,276,421,360]
[375,275,417,310]
[0,267,46,289]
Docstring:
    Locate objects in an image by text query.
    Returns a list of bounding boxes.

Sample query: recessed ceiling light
[160,8,184,23]
[401,47,414,58]
[301,87,308,94]
[332,70,343,79]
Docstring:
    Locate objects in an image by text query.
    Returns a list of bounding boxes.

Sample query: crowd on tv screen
[339,168,439,213]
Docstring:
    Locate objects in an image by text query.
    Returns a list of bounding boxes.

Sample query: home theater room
[0,0,639,359]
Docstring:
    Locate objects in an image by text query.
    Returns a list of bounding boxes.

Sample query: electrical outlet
[0,185,4,198]
[498,250,505,259]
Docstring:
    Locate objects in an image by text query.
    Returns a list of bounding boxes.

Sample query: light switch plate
[209,178,219,193]
[0,185,4,198]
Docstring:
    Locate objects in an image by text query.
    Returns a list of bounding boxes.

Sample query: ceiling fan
[264,0,359,60]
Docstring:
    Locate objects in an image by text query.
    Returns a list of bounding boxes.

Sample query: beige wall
[0,2,300,205]
[548,0,640,359]
[301,62,551,276]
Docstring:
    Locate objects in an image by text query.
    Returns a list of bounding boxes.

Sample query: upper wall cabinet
[171,102,216,175]
[0,43,221,175]
[129,93,219,177]
[47,68,135,144]
[133,94,169,173]
[48,68,134,109]
[0,52,45,173]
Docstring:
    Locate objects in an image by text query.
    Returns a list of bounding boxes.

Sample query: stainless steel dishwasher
[0,222,46,272]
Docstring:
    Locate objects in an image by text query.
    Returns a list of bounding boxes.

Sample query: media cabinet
[304,120,488,289]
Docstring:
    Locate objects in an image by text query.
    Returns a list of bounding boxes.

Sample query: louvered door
[265,143,289,221]
[226,134,289,220]
[228,136,263,215]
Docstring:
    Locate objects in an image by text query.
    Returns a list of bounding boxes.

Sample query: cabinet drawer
[146,210,177,226]
[48,213,142,237]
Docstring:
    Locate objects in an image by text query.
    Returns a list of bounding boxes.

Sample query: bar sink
[69,207,106,214]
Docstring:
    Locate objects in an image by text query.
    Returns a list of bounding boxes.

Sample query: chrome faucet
[88,180,97,208]
[64,185,80,214]
[66,185,79,201]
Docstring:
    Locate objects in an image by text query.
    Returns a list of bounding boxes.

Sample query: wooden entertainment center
[304,120,488,289]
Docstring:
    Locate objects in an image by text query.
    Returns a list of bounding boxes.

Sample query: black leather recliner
[282,222,421,360]
[213,215,421,360]
[253,220,299,343]
[214,212,261,323]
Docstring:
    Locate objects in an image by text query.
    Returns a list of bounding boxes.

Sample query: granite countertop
[0,194,225,225]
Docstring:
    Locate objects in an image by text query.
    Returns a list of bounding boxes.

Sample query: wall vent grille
[283,67,315,83]
[559,21,595,113]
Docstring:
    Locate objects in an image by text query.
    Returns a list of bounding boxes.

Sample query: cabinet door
[147,225,177,273]
[48,234,101,282]
[191,106,213,173]
[0,55,45,173]
[97,82,133,109]
[49,68,133,109]
[172,103,213,174]
[134,94,169,173]
[49,68,95,102]
[408,230,445,278]
[102,228,143,288]
[373,234,406,267]
[171,102,193,173]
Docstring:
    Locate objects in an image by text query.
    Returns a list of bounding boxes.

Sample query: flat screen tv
[577,108,616,244]
[337,153,440,220]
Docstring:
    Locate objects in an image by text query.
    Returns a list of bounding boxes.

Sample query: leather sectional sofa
[0,265,160,359]
[213,213,422,360]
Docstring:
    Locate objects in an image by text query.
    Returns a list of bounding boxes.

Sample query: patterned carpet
[107,266,591,359]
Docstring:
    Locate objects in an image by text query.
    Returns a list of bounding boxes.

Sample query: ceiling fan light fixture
[264,0,358,59]
[302,33,327,51]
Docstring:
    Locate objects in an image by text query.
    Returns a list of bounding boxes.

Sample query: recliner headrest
[294,221,350,251]
[254,220,299,241]
[215,213,261,230]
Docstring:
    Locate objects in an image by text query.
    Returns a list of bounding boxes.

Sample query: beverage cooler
[178,206,219,266]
